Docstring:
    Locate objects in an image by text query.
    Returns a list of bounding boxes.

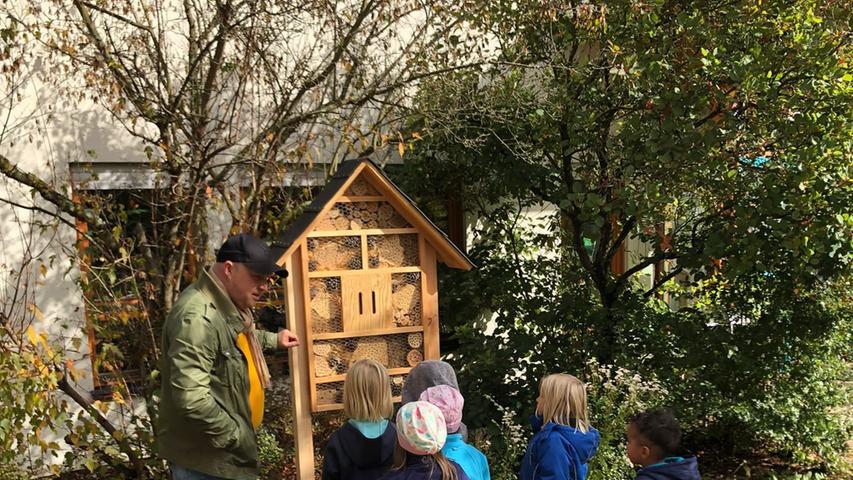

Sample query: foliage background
[0,0,850,478]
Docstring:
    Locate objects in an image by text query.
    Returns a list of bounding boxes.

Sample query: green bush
[426,212,851,476]
[257,426,285,480]
[584,361,668,480]
[469,399,528,480]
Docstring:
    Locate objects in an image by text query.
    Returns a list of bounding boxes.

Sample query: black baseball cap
[216,234,288,277]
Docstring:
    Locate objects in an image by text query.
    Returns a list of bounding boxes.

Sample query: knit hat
[395,401,447,455]
[401,360,460,403]
[419,385,464,434]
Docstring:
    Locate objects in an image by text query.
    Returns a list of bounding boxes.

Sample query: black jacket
[380,453,471,480]
[635,457,701,480]
[322,422,397,480]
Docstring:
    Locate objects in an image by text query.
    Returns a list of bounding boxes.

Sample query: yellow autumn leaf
[66,359,79,381]
[39,333,54,358]
[39,263,48,278]
[26,325,39,346]
[94,400,110,414]
[398,142,405,158]
[112,391,125,405]
[28,303,45,322]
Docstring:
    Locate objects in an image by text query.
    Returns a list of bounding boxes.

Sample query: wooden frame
[275,159,472,480]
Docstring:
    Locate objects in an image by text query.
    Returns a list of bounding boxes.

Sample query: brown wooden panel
[419,236,440,360]
[284,250,315,479]
[342,272,392,332]
[299,242,318,412]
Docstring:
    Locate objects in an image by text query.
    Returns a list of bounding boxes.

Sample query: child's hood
[539,422,600,463]
[635,456,701,480]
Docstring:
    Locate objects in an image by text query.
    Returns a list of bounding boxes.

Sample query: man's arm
[255,328,299,352]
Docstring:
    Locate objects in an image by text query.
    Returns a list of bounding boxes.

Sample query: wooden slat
[313,325,424,341]
[315,396,403,412]
[360,232,369,271]
[308,227,418,238]
[335,195,385,202]
[299,241,318,412]
[284,250,315,480]
[308,266,420,278]
[315,367,414,384]
[419,236,440,360]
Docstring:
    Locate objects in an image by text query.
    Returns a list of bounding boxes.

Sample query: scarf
[209,268,272,389]
[239,309,272,389]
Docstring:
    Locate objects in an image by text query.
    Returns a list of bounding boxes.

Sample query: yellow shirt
[235,332,264,428]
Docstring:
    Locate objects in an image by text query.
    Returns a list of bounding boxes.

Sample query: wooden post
[285,250,315,480]
[419,236,440,360]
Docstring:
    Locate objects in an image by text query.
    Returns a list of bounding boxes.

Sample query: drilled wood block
[407,333,423,349]
[349,337,390,367]
[406,349,423,366]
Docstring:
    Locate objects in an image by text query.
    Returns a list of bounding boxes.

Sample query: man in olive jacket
[157,234,299,480]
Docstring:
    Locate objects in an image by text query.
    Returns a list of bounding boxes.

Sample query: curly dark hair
[629,408,682,455]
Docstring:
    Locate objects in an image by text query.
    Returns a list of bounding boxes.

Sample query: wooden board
[419,236,440,360]
[341,272,392,332]
[284,250,315,480]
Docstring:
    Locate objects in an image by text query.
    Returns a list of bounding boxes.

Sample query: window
[75,188,164,397]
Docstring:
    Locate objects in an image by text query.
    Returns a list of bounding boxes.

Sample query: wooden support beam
[285,249,315,480]
[419,236,440,360]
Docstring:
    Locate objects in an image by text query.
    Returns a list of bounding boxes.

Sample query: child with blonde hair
[322,359,396,480]
[519,374,600,480]
[383,401,470,480]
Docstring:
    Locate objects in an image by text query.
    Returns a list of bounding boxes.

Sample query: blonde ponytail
[391,443,458,480]
[434,452,459,480]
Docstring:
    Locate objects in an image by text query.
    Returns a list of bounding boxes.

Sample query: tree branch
[611,250,680,296]
[0,154,98,226]
[643,265,684,298]
[58,375,145,478]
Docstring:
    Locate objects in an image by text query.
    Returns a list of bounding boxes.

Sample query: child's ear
[641,445,651,460]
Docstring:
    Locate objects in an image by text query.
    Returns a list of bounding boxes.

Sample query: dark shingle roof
[273,158,472,269]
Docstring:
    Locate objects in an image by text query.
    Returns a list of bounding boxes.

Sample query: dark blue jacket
[381,453,471,480]
[322,422,397,480]
[519,417,600,480]
[382,453,470,480]
[634,457,701,480]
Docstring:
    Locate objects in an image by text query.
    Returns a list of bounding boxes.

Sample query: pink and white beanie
[419,385,464,434]
[396,401,447,455]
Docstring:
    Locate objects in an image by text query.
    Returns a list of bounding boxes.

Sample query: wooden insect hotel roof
[274,158,473,270]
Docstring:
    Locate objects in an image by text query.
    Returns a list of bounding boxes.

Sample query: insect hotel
[274,158,473,478]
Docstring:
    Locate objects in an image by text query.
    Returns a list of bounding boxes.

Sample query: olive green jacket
[156,269,278,480]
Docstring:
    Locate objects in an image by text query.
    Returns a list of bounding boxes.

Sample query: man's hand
[277,329,299,349]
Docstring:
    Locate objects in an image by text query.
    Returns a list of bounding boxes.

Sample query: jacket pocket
[217,346,244,387]
[229,417,258,467]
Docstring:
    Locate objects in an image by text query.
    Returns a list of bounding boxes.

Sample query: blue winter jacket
[634,456,701,480]
[442,433,490,480]
[519,417,600,480]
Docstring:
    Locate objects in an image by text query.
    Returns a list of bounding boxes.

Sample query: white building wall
[0,62,157,469]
